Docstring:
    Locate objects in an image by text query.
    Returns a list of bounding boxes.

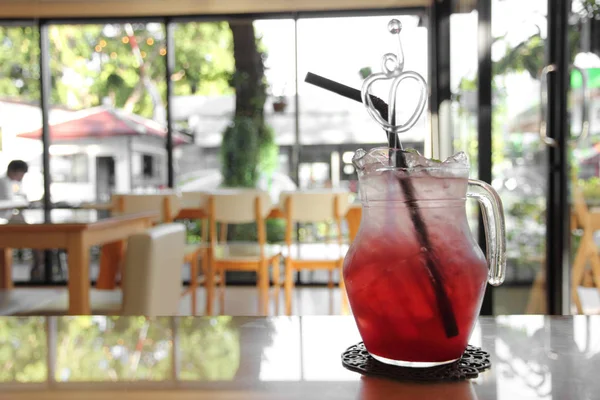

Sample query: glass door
[489,0,597,314]
[490,0,550,314]
[568,2,600,315]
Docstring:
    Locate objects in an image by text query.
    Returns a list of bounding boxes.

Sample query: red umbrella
[17,106,192,145]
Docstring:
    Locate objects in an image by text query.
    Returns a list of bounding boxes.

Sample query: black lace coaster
[342,343,490,382]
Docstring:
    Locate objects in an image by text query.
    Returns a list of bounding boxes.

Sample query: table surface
[0,209,156,228]
[0,315,598,399]
[0,209,108,225]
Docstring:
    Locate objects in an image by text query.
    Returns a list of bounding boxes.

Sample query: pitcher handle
[467,179,507,286]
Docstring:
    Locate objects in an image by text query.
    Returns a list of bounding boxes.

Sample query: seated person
[0,160,43,280]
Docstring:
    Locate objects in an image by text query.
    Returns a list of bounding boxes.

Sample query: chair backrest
[180,191,210,210]
[112,193,181,223]
[280,190,351,223]
[209,189,272,224]
[121,223,186,316]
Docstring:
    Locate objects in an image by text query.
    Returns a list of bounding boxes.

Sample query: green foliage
[220,116,260,188]
[55,316,172,381]
[0,317,246,383]
[493,34,546,80]
[173,22,234,96]
[507,199,545,223]
[578,177,600,201]
[358,67,372,79]
[0,23,234,118]
[0,26,40,101]
[178,317,240,380]
[258,123,278,180]
[0,317,47,382]
[493,17,584,80]
[224,219,286,244]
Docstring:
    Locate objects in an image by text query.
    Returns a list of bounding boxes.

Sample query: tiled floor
[6,285,600,316]
[6,286,348,316]
[8,255,600,316]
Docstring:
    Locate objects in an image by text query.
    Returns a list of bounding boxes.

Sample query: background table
[0,209,156,314]
[0,315,597,399]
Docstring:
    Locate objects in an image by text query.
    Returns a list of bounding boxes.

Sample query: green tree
[172,22,234,96]
[0,22,235,119]
[0,26,40,101]
[220,20,277,189]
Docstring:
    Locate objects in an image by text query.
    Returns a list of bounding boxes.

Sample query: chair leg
[271,255,281,315]
[328,269,334,289]
[338,260,349,315]
[258,260,269,316]
[189,253,198,316]
[284,260,293,316]
[571,237,590,314]
[588,240,600,305]
[204,250,214,316]
[219,267,226,315]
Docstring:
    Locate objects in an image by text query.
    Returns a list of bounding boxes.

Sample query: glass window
[0,24,45,284]
[51,153,89,183]
[449,4,480,242]
[172,19,296,199]
[297,15,428,191]
[47,23,169,203]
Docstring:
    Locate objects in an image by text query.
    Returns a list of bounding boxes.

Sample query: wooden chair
[22,223,187,316]
[279,190,350,315]
[111,192,181,224]
[208,190,281,315]
[571,186,600,314]
[103,192,207,315]
[179,190,218,315]
[121,223,186,316]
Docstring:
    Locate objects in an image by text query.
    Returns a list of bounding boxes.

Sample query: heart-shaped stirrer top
[360,19,427,145]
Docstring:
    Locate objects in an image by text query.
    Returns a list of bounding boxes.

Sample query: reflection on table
[0,316,599,399]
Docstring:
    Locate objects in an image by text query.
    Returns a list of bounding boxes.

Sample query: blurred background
[0,0,599,315]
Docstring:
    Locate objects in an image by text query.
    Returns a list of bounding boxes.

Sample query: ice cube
[401,148,441,168]
[353,147,393,171]
[352,148,367,170]
[353,147,469,173]
[442,151,469,168]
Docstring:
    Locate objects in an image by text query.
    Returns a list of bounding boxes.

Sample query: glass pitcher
[343,148,506,368]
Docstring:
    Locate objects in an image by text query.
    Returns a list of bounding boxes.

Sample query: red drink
[343,168,498,366]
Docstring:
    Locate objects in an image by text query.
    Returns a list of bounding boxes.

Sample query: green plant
[220,116,260,187]
[578,177,600,202]
[258,123,278,185]
[359,67,372,79]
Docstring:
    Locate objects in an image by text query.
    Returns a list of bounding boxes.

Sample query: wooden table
[0,315,596,399]
[0,209,156,314]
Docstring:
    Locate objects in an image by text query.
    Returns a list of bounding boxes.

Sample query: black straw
[305,73,403,161]
[305,72,458,338]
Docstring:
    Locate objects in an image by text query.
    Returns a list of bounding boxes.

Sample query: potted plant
[272,95,287,113]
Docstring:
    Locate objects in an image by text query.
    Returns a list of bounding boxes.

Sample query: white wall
[49,138,131,203]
